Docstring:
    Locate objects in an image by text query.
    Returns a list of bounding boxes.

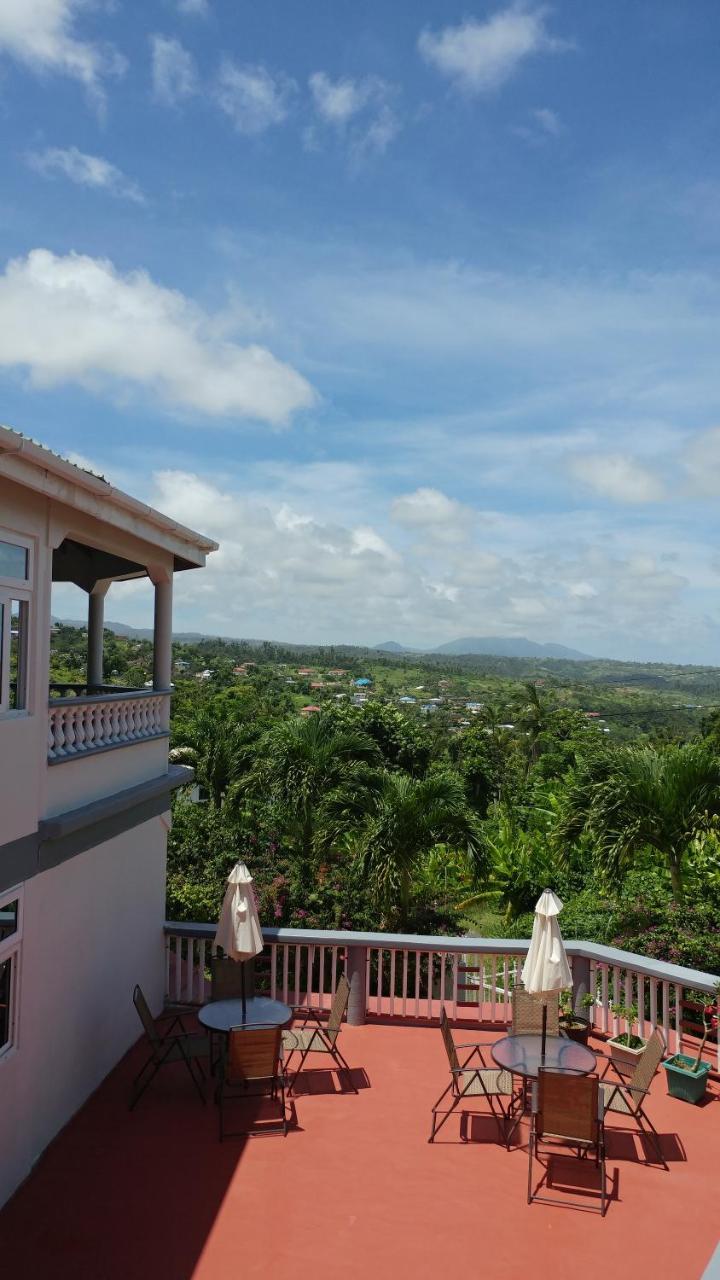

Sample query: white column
[87,583,109,690]
[153,576,173,692]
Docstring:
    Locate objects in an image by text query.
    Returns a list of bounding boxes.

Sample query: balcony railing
[164,923,720,1067]
[48,689,169,762]
[49,682,141,698]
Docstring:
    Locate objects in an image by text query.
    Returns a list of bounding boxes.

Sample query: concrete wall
[0,814,168,1209]
[43,737,170,818]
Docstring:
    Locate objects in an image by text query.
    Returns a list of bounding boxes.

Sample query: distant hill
[432,636,592,660]
[375,640,411,653]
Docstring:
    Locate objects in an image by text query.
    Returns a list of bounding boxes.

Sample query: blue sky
[2,2,720,661]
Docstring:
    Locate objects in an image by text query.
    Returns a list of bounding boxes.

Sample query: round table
[198,996,293,1033]
[491,1034,597,1144]
[491,1033,596,1079]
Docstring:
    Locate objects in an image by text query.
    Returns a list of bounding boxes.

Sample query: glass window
[0,956,12,1054]
[0,540,28,582]
[9,600,28,710]
[0,899,18,944]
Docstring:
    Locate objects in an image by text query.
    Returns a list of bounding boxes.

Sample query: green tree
[556,742,720,902]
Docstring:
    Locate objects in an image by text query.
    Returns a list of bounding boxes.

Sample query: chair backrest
[226,1025,281,1085]
[536,1069,600,1146]
[629,1027,666,1096]
[211,956,246,1001]
[133,984,161,1052]
[439,1007,460,1074]
[512,988,560,1036]
[326,973,351,1043]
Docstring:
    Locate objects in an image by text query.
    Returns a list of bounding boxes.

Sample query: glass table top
[491,1033,596,1079]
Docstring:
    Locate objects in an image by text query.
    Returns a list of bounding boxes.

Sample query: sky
[1,2,720,662]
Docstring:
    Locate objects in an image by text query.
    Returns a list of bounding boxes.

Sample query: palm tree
[343,771,487,929]
[556,742,720,902]
[240,714,382,888]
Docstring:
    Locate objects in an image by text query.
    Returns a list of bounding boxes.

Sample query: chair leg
[527,1125,535,1204]
[129,1052,165,1111]
[636,1107,667,1167]
[179,1042,207,1106]
[428,1081,462,1142]
[331,1043,357,1093]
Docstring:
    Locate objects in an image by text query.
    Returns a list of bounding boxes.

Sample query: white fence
[48,691,168,761]
[164,923,720,1066]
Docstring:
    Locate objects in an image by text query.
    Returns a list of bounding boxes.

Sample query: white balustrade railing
[48,691,168,762]
[163,923,720,1068]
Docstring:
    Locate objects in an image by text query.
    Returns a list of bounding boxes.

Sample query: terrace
[1,927,718,1279]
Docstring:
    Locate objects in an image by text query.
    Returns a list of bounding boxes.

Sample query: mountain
[432,636,592,660]
[375,640,411,653]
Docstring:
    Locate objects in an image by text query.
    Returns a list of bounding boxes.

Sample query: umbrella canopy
[214,862,264,962]
[521,889,572,994]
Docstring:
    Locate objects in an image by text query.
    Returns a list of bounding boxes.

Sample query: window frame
[0,884,23,1064]
[0,528,33,718]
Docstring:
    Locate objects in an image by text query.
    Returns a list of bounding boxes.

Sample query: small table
[198,996,293,1034]
[491,1033,597,1143]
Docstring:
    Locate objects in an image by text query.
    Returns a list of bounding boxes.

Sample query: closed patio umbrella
[214,862,264,1020]
[521,889,572,1056]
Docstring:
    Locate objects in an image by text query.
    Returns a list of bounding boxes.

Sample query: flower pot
[608,1035,647,1068]
[560,1014,591,1046]
[663,1054,712,1104]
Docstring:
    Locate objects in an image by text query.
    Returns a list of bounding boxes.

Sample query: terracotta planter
[608,1035,647,1068]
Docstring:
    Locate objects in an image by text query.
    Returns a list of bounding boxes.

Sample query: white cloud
[215,61,294,135]
[0,0,124,100]
[177,0,208,14]
[392,487,467,528]
[309,71,380,126]
[569,453,666,503]
[418,4,569,94]
[151,34,198,106]
[26,146,145,203]
[308,71,401,162]
[533,106,562,135]
[683,427,720,497]
[0,249,316,424]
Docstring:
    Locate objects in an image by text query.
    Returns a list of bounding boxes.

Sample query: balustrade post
[346,944,368,1025]
[571,953,591,1014]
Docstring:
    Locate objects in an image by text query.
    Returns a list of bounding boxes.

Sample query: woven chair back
[133,984,161,1052]
[439,1007,460,1074]
[211,956,246,1001]
[512,988,560,1036]
[227,1025,281,1085]
[536,1069,599,1145]
[629,1027,666,1096]
[326,973,350,1043]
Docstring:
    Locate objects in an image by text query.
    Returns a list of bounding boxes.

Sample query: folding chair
[130,983,208,1110]
[218,1024,287,1140]
[600,1027,666,1165]
[282,973,356,1093]
[528,1069,607,1216]
[429,1007,512,1145]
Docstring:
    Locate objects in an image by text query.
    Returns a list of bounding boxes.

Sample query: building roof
[0,426,217,570]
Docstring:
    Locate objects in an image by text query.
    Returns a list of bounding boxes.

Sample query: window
[0,532,32,715]
[0,540,28,582]
[0,889,21,1060]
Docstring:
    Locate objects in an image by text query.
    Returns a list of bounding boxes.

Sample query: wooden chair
[512,988,560,1035]
[429,1008,513,1145]
[282,973,355,1093]
[218,1024,287,1140]
[528,1069,607,1215]
[130,984,208,1110]
[600,1027,666,1164]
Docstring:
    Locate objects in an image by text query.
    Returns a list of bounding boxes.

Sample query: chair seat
[282,1028,328,1053]
[163,1033,209,1063]
[601,1082,634,1115]
[459,1068,513,1097]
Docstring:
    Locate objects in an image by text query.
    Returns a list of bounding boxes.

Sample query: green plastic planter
[662,1054,712,1104]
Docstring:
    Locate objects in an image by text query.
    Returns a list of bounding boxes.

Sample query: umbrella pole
[241,963,247,1022]
[541,1002,547,1063]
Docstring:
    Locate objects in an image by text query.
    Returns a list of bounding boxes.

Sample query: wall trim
[0,764,193,894]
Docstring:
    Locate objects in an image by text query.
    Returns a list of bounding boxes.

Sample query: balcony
[47,686,170,763]
[1,927,718,1280]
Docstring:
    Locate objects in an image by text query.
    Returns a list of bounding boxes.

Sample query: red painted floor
[1,1019,719,1280]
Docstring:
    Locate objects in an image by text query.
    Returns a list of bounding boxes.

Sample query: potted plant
[608,1003,648,1067]
[559,991,595,1046]
[663,997,717,1104]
